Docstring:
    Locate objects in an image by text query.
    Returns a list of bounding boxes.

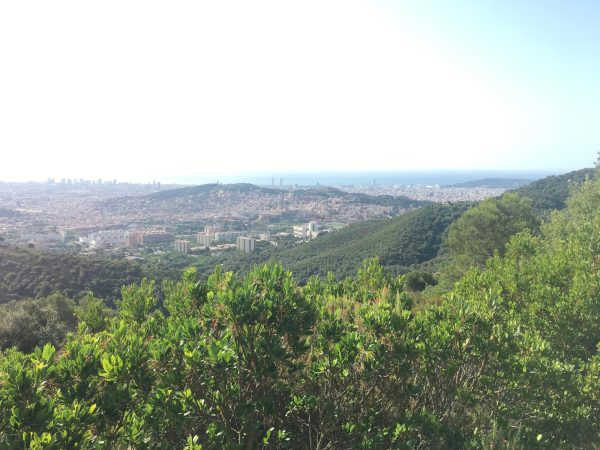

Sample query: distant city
[0,170,543,261]
[171,169,551,187]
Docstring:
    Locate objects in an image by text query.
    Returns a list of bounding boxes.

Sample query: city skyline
[0,168,558,187]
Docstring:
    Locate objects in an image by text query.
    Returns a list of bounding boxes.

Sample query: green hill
[147,182,279,201]
[146,182,426,209]
[221,203,470,280]
[510,167,595,210]
[0,245,177,305]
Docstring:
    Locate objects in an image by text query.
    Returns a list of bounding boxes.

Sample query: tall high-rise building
[308,221,320,239]
[139,231,172,245]
[88,230,129,249]
[294,222,320,240]
[174,240,191,253]
[236,236,255,253]
[197,232,213,247]
[293,225,308,239]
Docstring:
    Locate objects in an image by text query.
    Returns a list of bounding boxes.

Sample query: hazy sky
[1,1,598,182]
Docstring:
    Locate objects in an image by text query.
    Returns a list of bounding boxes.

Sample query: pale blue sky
[0,0,597,182]
[381,0,600,166]
[387,0,600,105]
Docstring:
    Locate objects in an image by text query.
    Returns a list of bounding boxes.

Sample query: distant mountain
[102,182,428,225]
[293,186,345,197]
[510,168,596,210]
[447,178,533,189]
[148,182,426,208]
[147,183,279,200]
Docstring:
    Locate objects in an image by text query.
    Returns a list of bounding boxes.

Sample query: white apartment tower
[174,239,191,253]
[236,236,255,253]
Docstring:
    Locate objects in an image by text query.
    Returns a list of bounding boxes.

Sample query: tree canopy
[446,193,538,270]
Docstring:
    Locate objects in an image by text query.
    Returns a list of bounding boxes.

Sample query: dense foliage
[0,245,177,305]
[0,294,78,353]
[0,170,598,448]
[511,167,595,210]
[403,270,437,292]
[0,293,114,354]
[446,193,538,270]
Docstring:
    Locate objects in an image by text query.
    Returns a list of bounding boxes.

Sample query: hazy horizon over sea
[172,169,555,188]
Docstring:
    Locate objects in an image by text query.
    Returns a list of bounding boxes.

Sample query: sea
[172,170,553,188]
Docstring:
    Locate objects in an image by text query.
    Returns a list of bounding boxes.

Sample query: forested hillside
[0,169,598,448]
[146,183,279,201]
[0,246,177,305]
[511,167,595,210]
[268,202,469,279]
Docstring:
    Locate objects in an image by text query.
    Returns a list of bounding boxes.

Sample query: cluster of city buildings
[169,226,259,254]
[78,229,172,249]
[174,239,191,253]
[19,230,66,249]
[196,227,246,247]
[1,179,516,261]
[339,184,509,203]
[236,236,255,253]
[293,221,320,240]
